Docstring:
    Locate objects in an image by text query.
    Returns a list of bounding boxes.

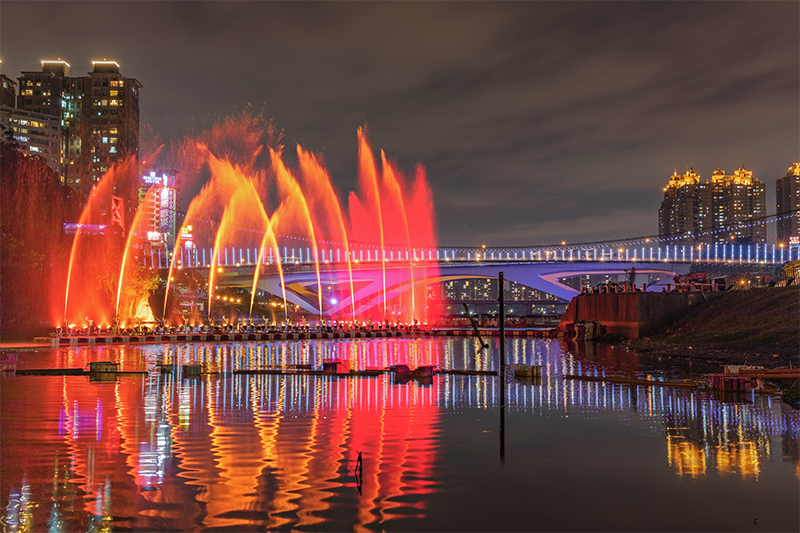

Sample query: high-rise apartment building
[659,166,766,244]
[1,72,16,108]
[710,166,766,243]
[15,59,141,197]
[0,107,61,172]
[84,61,142,189]
[658,168,710,241]
[776,162,800,243]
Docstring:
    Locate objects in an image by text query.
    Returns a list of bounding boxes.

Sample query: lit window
[102,137,108,143]
[109,146,117,153]
[109,100,118,106]
[101,100,108,106]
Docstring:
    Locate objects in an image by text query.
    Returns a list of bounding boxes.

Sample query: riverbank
[613,286,799,367]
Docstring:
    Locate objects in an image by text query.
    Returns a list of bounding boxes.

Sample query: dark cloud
[1,1,797,245]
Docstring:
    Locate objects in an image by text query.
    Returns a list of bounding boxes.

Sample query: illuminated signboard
[142,170,175,187]
[142,171,166,185]
[63,223,106,235]
[180,225,193,241]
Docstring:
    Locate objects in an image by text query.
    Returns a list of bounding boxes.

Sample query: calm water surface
[1,338,798,531]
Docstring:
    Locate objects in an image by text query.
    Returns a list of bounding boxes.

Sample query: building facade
[0,106,62,172]
[658,168,710,242]
[138,169,178,251]
[84,61,142,188]
[14,60,141,198]
[776,162,800,243]
[659,166,766,244]
[710,166,766,243]
[1,73,16,107]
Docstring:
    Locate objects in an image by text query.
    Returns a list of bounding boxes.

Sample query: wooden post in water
[499,271,506,463]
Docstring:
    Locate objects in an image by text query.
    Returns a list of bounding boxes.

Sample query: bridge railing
[145,242,799,270]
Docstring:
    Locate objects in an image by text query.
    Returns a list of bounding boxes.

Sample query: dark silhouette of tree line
[1,132,82,339]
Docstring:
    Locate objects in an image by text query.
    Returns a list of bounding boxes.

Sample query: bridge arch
[219,261,688,316]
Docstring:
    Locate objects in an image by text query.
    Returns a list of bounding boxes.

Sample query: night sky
[2,1,798,246]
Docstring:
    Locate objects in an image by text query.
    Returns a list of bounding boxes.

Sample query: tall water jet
[164,144,256,323]
[296,146,357,321]
[115,186,157,322]
[249,217,284,316]
[406,164,439,324]
[381,151,416,322]
[203,152,289,324]
[270,148,324,323]
[355,127,387,320]
[207,209,229,320]
[64,158,138,327]
[251,212,289,326]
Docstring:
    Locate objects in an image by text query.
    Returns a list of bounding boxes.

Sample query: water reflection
[1,337,797,531]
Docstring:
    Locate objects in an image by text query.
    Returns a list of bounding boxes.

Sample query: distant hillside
[653,286,799,356]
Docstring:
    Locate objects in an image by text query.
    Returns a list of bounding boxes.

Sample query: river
[1,337,797,531]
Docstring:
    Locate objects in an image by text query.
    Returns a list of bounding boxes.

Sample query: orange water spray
[270,148,324,322]
[250,218,287,322]
[357,128,387,319]
[162,231,182,320]
[207,216,227,319]
[116,186,155,320]
[297,147,357,321]
[63,159,137,326]
[164,145,240,322]
[212,165,289,318]
[64,231,80,323]
[381,151,416,321]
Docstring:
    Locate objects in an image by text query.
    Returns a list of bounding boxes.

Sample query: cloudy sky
[2,1,798,246]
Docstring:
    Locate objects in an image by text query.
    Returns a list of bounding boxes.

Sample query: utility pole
[498,271,505,463]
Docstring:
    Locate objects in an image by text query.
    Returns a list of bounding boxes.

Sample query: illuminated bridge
[153,238,797,270]
[149,232,797,315]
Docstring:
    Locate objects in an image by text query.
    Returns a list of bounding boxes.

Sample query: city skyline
[1,1,798,245]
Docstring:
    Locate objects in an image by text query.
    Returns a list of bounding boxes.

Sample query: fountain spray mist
[381,151,417,321]
[270,148,324,323]
[296,147,357,321]
[116,186,156,321]
[64,118,438,328]
[356,128,388,320]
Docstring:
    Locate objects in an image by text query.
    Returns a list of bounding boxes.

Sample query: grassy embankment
[625,286,799,366]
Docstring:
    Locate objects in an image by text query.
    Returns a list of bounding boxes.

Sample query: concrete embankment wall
[558,292,722,339]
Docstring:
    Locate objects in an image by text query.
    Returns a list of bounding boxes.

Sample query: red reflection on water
[1,363,440,530]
